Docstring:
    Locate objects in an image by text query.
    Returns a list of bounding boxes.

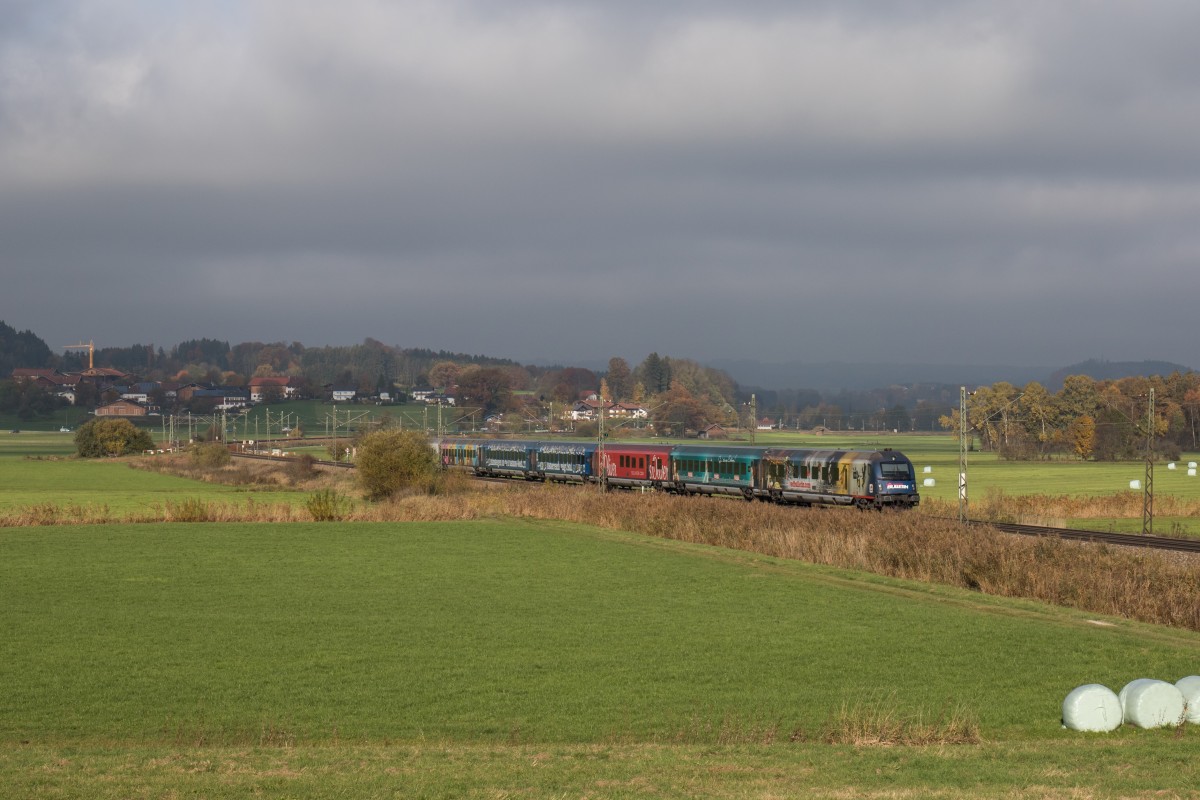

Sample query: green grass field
[2,519,1198,797]
[0,431,302,514]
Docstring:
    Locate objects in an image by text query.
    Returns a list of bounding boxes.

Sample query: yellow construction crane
[64,340,95,370]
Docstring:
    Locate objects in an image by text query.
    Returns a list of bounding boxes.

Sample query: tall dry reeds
[922,487,1200,525]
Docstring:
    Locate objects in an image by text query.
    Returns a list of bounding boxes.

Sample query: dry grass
[132,452,350,490]
[923,487,1200,524]
[5,458,1200,632]
[669,697,980,746]
[818,697,981,746]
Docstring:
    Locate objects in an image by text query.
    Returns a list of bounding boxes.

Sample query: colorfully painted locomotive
[438,438,919,509]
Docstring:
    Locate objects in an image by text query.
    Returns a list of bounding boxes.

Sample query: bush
[356,429,438,501]
[287,453,318,482]
[190,441,231,469]
[165,498,212,522]
[306,488,352,521]
[74,418,155,457]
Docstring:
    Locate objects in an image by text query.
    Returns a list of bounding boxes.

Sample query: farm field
[0,432,304,514]
[2,518,1198,798]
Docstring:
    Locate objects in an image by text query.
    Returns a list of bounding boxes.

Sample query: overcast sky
[3,0,1199,371]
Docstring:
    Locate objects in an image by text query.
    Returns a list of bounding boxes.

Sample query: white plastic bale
[1176,676,1200,724]
[923,478,936,487]
[1062,684,1123,732]
[1119,679,1186,729]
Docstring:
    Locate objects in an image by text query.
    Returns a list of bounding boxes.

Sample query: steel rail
[966,520,1200,555]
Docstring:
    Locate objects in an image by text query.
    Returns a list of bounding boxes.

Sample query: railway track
[969,520,1200,555]
[230,451,1200,554]
[233,450,355,469]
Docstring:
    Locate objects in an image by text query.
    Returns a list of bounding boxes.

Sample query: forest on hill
[3,321,1199,455]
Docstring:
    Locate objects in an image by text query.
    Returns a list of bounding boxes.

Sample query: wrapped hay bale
[1176,676,1200,724]
[1062,684,1122,731]
[1119,679,1186,729]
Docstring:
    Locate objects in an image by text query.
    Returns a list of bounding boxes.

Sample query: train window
[639,457,645,470]
[880,462,912,480]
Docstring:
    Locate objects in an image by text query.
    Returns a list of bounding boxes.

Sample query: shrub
[355,429,438,501]
[165,498,212,522]
[74,418,155,457]
[306,489,352,521]
[287,453,318,482]
[190,441,231,469]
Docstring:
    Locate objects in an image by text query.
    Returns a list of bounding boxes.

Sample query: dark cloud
[1,0,1198,372]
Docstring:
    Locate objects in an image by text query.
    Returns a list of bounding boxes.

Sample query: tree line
[941,373,1200,461]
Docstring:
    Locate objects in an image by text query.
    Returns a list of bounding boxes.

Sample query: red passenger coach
[595,444,673,488]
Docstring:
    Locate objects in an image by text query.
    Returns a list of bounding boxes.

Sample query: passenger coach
[436,438,918,509]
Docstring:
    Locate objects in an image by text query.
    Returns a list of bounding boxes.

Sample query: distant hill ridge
[707,358,1197,392]
[1047,359,1195,389]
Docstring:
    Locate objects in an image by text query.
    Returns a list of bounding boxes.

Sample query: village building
[94,399,149,417]
[248,376,299,402]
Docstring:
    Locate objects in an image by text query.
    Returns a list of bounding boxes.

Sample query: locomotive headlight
[869,483,874,493]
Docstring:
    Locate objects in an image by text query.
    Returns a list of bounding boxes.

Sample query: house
[570,399,614,421]
[175,383,210,403]
[94,399,149,417]
[11,368,78,389]
[118,387,150,404]
[757,417,777,431]
[11,368,79,404]
[610,402,648,419]
[118,382,159,404]
[191,387,251,409]
[76,367,131,392]
[248,376,299,402]
[699,424,729,439]
[331,387,357,403]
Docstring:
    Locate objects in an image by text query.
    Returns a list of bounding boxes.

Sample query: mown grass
[2,520,1198,798]
[5,738,1200,799]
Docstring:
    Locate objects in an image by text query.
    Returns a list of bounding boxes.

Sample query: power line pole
[959,386,968,525]
[750,393,757,445]
[597,401,608,492]
[1143,387,1154,535]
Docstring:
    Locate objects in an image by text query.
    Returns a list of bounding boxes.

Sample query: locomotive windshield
[879,462,914,481]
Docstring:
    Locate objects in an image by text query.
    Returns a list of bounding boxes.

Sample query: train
[437,438,920,509]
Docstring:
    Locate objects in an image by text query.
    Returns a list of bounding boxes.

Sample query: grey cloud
[2,1,1198,372]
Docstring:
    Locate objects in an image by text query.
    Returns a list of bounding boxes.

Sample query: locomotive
[438,438,919,509]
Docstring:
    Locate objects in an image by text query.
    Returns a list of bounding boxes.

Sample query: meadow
[2,519,1198,798]
[0,431,304,514]
[2,433,1200,797]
